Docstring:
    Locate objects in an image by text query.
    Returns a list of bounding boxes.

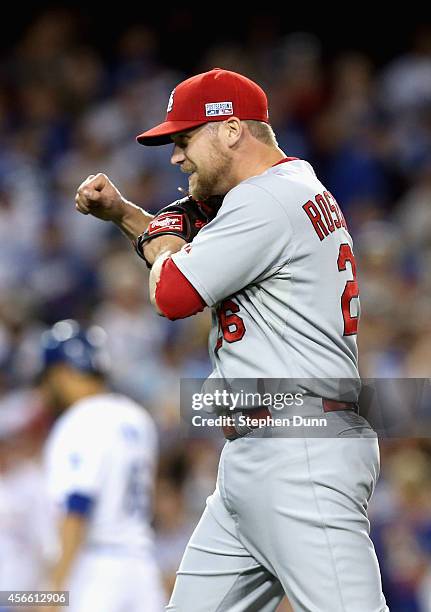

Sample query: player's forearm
[149,249,206,320]
[50,513,87,590]
[149,249,177,314]
[148,235,188,313]
[113,200,154,241]
[146,236,186,314]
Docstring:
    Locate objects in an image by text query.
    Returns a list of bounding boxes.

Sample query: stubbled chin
[188,173,197,196]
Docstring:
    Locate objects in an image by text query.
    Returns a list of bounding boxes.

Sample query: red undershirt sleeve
[155,257,207,320]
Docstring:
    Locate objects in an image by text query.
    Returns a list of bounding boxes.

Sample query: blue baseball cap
[39,320,110,375]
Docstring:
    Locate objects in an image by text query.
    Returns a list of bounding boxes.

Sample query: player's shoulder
[44,393,157,467]
[223,158,321,213]
[247,158,320,197]
[50,393,155,439]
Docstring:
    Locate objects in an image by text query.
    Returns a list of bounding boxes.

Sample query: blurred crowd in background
[0,9,431,611]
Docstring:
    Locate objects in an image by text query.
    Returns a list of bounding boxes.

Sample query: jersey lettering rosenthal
[303,191,347,241]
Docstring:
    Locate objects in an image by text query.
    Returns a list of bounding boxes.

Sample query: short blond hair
[207,119,278,146]
[243,120,278,146]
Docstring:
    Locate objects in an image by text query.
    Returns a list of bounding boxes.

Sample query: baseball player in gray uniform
[75,68,388,611]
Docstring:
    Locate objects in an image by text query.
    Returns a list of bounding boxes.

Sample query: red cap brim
[136,120,209,146]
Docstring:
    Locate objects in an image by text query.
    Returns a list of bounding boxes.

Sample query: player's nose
[171,145,186,166]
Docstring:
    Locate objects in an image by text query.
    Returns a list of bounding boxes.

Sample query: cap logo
[167,88,175,113]
[205,102,233,117]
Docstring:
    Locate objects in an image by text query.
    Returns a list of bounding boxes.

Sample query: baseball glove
[134,195,223,268]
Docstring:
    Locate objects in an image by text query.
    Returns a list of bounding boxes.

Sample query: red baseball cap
[136,68,269,146]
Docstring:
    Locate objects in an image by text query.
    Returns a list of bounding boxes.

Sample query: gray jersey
[168,161,388,612]
[172,159,360,398]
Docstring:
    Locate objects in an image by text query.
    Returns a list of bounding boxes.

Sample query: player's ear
[222,117,242,148]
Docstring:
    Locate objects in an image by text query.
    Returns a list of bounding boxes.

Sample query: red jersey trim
[272,157,299,167]
[155,257,206,320]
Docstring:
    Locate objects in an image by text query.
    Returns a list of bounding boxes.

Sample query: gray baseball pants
[167,406,389,612]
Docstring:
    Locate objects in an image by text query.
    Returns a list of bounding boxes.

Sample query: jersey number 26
[215,244,359,349]
[215,299,246,351]
[338,243,359,336]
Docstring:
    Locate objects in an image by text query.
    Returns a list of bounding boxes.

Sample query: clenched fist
[75,173,127,223]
